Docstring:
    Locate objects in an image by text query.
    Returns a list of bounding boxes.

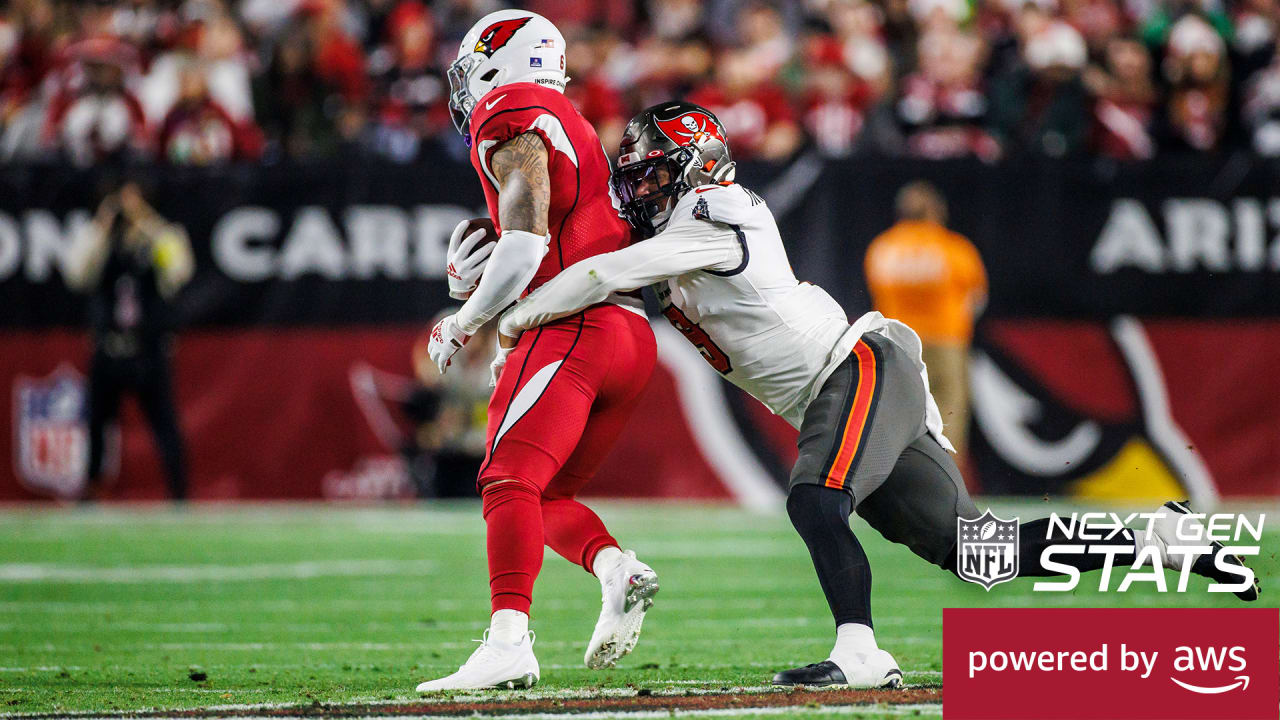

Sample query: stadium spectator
[688,47,801,160]
[630,22,712,109]
[798,36,874,156]
[1243,43,1280,154]
[1061,0,1126,58]
[1085,37,1158,159]
[254,23,343,159]
[42,37,148,166]
[894,28,998,159]
[65,176,195,502]
[646,0,706,42]
[864,181,986,455]
[140,10,255,128]
[737,2,794,78]
[0,0,63,160]
[824,0,891,99]
[565,24,629,152]
[1159,14,1232,152]
[363,0,449,162]
[4,0,1280,161]
[988,19,1090,157]
[157,63,262,164]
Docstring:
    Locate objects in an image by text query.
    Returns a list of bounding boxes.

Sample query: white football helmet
[448,10,569,138]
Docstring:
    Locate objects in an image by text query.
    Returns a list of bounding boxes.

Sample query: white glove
[489,344,514,388]
[427,314,470,374]
[446,219,495,300]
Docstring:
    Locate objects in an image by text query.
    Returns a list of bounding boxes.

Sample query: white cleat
[840,649,904,689]
[415,630,539,692]
[584,550,659,669]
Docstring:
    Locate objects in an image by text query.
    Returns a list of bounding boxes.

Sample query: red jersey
[468,82,632,292]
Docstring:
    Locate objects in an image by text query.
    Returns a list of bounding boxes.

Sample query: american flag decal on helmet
[473,17,532,58]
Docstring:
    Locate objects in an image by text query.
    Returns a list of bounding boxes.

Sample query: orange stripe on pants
[825,340,878,489]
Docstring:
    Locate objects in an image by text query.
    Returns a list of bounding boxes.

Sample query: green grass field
[0,501,1275,719]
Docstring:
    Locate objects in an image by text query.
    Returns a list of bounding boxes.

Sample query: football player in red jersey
[416,10,660,692]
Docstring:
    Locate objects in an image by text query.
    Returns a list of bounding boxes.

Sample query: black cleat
[773,660,847,686]
[773,656,903,689]
[1166,501,1261,602]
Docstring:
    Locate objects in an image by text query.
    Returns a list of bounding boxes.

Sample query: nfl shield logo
[956,510,1019,590]
[14,364,90,498]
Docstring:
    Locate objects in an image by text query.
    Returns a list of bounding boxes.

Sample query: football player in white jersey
[491,102,1260,688]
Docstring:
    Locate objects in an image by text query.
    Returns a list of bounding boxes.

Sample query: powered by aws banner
[2,156,1279,501]
[945,608,1279,719]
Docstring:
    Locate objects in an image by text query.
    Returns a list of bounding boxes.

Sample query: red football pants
[478,305,656,614]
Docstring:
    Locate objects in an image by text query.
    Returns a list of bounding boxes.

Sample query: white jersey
[500,183,952,447]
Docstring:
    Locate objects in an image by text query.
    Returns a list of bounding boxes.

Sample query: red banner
[943,608,1280,720]
[0,328,735,502]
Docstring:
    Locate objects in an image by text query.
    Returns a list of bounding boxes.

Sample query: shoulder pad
[677,184,764,226]
[472,83,563,123]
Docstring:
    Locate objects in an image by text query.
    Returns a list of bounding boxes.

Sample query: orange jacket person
[865,181,986,455]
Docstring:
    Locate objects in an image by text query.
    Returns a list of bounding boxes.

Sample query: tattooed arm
[491,131,550,235]
[453,132,551,334]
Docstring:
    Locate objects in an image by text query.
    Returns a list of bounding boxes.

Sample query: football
[461,217,497,252]
[979,520,998,540]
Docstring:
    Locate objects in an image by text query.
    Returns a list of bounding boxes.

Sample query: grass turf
[0,501,1275,718]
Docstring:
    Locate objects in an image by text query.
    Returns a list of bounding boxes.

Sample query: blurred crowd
[5,0,1280,166]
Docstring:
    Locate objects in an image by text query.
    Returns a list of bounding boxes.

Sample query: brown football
[461,217,497,250]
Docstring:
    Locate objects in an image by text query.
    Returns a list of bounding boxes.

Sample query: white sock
[489,609,528,645]
[828,623,877,672]
[592,546,624,580]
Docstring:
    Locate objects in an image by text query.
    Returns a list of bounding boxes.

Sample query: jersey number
[663,305,732,374]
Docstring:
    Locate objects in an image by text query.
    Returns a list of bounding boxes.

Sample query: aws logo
[1169,645,1249,695]
[969,315,1215,504]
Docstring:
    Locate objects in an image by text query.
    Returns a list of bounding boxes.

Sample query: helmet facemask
[447,54,504,141]
[612,146,695,237]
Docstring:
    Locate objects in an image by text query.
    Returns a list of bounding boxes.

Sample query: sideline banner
[3,157,1280,500]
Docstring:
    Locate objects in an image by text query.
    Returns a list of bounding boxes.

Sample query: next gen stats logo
[956,509,1263,595]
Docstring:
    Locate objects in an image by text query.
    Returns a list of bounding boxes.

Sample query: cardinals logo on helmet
[654,111,725,147]
[473,17,532,58]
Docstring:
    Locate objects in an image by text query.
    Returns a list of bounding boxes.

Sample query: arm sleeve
[454,229,546,335]
[500,220,740,336]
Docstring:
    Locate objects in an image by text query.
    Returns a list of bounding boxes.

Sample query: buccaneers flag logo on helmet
[473,17,532,57]
[654,111,726,147]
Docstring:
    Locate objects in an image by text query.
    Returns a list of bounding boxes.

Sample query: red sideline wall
[2,328,731,502]
[5,318,1280,502]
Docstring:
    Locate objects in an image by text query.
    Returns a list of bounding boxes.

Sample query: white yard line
[18,704,944,720]
[0,635,896,653]
[0,560,434,583]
